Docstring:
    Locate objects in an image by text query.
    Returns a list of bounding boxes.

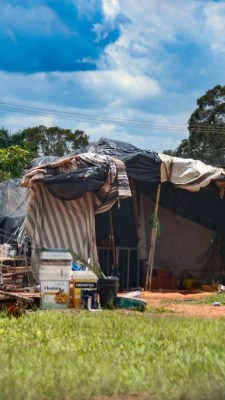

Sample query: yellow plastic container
[183,279,197,290]
[72,270,98,309]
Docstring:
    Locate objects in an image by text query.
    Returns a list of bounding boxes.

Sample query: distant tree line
[0,125,89,181]
[164,85,225,167]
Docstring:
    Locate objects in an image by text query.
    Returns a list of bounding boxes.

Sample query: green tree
[21,125,89,157]
[0,127,26,149]
[188,85,225,165]
[10,130,26,148]
[164,85,225,166]
[0,127,11,148]
[0,146,30,181]
[164,138,193,159]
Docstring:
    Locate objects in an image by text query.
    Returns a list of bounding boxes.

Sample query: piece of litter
[213,302,221,306]
[218,284,225,293]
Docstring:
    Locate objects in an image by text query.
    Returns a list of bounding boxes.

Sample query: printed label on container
[75,282,97,289]
[41,281,69,309]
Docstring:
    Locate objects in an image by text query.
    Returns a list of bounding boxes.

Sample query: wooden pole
[109,209,116,272]
[145,183,161,290]
[129,178,143,287]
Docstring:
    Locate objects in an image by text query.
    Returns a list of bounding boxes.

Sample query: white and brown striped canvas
[26,184,99,280]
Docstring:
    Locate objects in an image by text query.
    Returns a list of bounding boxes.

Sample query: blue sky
[1,0,225,152]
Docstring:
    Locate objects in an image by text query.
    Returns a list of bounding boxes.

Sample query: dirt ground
[140,290,225,318]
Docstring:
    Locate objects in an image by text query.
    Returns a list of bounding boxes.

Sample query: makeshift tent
[22,152,131,280]
[21,137,225,286]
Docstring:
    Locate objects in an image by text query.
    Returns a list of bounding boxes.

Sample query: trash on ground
[213,301,221,306]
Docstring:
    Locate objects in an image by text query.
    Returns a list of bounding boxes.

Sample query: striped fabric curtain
[26,184,99,280]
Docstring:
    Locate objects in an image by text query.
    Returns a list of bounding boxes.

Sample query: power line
[0,101,187,127]
[0,101,188,131]
[2,100,225,136]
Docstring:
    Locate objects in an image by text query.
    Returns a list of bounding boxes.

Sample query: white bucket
[39,264,71,276]
[40,249,73,265]
[39,270,71,280]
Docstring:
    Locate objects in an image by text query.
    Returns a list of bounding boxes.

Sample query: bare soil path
[141,290,225,318]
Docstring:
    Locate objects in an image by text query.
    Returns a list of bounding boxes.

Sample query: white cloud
[204,2,225,53]
[0,67,193,152]
[0,113,56,133]
[92,23,109,43]
[69,120,183,152]
[119,0,199,42]
[102,0,120,20]
[80,69,161,99]
[73,0,100,19]
[97,0,204,82]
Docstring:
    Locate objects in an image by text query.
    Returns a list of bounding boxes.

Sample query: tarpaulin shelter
[22,151,131,281]
[21,137,225,286]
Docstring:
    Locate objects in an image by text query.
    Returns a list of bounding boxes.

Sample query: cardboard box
[162,276,171,289]
[158,268,170,278]
[170,276,177,290]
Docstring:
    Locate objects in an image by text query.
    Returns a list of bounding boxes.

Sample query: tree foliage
[164,85,225,166]
[0,146,30,181]
[0,125,90,181]
[188,85,225,165]
[21,125,89,157]
[0,127,12,148]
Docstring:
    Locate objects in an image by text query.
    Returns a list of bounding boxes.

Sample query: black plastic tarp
[27,137,162,184]
[80,137,161,182]
[0,179,28,243]
[137,181,225,237]
[43,165,108,201]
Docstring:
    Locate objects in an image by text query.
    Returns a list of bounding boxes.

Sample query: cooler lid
[39,272,71,279]
[72,270,98,280]
[40,249,73,261]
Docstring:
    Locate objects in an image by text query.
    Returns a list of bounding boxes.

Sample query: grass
[146,304,173,314]
[191,292,225,305]
[1,310,225,399]
[162,292,225,306]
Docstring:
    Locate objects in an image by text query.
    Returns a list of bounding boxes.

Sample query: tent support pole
[109,208,116,274]
[145,183,161,291]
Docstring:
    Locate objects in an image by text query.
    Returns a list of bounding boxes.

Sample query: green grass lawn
[1,309,225,400]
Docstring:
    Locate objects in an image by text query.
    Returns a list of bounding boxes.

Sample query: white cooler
[39,249,72,310]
